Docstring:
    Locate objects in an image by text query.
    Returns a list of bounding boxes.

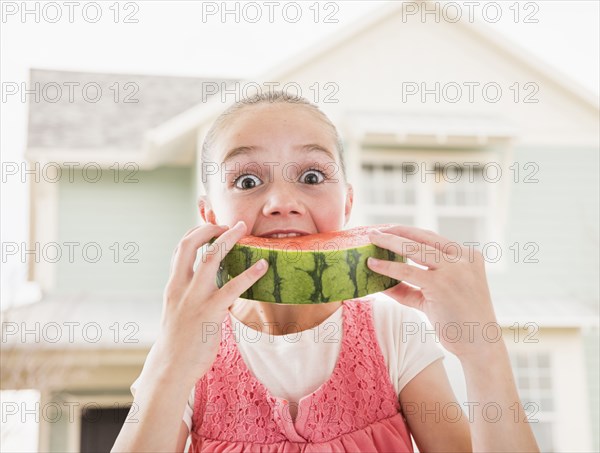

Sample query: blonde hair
[201,90,346,192]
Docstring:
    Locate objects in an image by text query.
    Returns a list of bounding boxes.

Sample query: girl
[113,91,540,452]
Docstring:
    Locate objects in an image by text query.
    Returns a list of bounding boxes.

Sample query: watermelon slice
[213,224,405,304]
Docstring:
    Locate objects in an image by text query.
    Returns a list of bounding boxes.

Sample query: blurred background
[1,1,598,451]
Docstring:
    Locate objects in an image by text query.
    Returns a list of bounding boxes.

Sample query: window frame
[509,350,557,452]
[354,147,510,273]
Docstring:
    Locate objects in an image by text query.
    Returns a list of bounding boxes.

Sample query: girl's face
[199,103,353,237]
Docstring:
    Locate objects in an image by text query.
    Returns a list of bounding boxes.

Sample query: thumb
[382,282,425,311]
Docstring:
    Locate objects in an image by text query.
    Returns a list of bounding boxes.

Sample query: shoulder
[367,293,445,365]
[359,293,425,354]
[368,293,428,329]
[366,294,446,396]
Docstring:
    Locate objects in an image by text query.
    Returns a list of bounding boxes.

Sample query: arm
[368,225,540,452]
[111,363,195,452]
[176,421,190,452]
[400,359,471,453]
[459,341,538,452]
[112,222,267,452]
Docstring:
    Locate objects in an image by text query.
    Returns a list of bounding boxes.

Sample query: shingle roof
[1,292,162,349]
[27,69,237,150]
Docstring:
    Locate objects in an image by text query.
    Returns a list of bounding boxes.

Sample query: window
[509,351,555,452]
[80,406,132,452]
[361,162,417,227]
[360,159,492,246]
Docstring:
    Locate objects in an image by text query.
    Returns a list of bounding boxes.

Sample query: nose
[261,183,305,217]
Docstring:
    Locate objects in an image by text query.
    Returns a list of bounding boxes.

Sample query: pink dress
[190,297,414,452]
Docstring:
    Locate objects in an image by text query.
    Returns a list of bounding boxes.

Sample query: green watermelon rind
[213,239,405,304]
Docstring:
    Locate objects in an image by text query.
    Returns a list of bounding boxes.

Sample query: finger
[367,257,430,289]
[369,230,442,269]
[182,225,203,238]
[169,223,230,270]
[168,225,210,272]
[169,224,230,287]
[191,220,248,290]
[381,282,426,311]
[378,225,459,255]
[218,259,269,307]
[182,223,230,241]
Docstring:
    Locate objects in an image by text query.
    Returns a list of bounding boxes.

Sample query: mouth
[258,230,311,239]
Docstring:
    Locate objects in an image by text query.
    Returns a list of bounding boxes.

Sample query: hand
[151,221,268,384]
[367,225,501,361]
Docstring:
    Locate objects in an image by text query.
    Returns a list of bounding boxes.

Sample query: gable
[148,1,598,154]
[271,8,598,147]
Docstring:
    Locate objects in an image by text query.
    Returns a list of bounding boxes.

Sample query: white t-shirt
[131,294,446,430]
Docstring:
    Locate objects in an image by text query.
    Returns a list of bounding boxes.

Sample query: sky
[1,0,599,310]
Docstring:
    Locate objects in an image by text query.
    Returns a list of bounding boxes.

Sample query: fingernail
[368,257,379,266]
[371,229,382,235]
[255,259,267,270]
[235,220,245,229]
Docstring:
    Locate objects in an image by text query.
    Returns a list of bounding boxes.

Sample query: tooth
[267,233,302,238]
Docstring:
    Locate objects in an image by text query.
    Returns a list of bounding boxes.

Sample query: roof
[24,1,599,167]
[493,296,599,329]
[144,0,600,158]
[1,292,162,349]
[2,291,597,351]
[345,111,518,146]
[26,69,236,150]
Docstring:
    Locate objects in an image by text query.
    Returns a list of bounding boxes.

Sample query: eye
[300,168,326,185]
[233,174,262,190]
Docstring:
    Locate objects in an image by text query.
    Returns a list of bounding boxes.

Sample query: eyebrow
[222,144,336,164]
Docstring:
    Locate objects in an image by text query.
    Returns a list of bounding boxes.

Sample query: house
[2,1,598,451]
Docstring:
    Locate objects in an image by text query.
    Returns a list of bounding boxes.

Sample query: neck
[230,298,343,336]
